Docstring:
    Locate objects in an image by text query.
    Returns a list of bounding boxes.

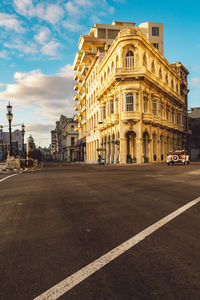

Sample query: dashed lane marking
[0,171,23,183]
[33,196,200,300]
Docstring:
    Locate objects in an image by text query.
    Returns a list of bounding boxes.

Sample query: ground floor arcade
[86,123,186,164]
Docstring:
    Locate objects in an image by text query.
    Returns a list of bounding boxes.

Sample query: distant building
[26,135,36,155]
[55,115,67,160]
[63,118,78,162]
[50,130,57,159]
[52,115,78,161]
[0,128,23,159]
[188,108,200,160]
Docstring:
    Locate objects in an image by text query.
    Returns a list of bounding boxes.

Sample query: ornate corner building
[73,21,189,164]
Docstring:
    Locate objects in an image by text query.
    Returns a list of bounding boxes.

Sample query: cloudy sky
[0,0,200,147]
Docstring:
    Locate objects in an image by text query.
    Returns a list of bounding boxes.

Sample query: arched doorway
[143,131,149,162]
[126,131,136,163]
[160,135,164,161]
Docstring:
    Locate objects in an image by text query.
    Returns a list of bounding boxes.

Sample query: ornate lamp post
[21,124,25,158]
[6,102,13,157]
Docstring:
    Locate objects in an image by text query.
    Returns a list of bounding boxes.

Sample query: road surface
[0,162,200,299]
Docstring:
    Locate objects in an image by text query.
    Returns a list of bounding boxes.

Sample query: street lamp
[21,124,25,158]
[6,102,13,157]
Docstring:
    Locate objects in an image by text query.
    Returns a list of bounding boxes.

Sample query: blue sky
[0,0,199,146]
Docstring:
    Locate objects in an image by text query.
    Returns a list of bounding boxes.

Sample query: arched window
[125,51,134,67]
[159,68,162,79]
[176,83,179,94]
[94,114,96,128]
[151,61,155,73]
[107,67,110,75]
[104,72,106,81]
[152,100,157,115]
[111,61,114,71]
[171,79,174,90]
[172,137,175,150]
[71,125,74,133]
[126,93,134,111]
[160,135,164,157]
[167,136,170,153]
[143,96,148,112]
[143,131,149,158]
[143,54,147,67]
[177,137,180,149]
[101,76,103,84]
[110,100,114,114]
[153,134,157,158]
[71,137,74,146]
[116,56,119,68]
[165,74,168,84]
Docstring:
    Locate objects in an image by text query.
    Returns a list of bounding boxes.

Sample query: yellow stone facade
[73,21,189,164]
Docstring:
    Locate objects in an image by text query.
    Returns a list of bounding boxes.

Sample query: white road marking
[34,196,200,300]
[0,171,22,183]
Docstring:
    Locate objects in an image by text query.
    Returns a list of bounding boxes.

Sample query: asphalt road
[0,162,200,300]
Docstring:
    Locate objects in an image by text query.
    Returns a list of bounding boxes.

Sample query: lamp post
[21,124,25,158]
[6,102,13,157]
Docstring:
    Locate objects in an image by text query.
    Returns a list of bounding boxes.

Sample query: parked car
[167,150,189,165]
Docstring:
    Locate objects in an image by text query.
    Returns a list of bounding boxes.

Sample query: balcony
[74,84,80,91]
[81,65,89,76]
[115,66,146,80]
[111,113,119,124]
[152,115,161,126]
[80,92,86,101]
[161,119,168,127]
[121,111,140,122]
[178,124,184,131]
[75,105,79,111]
[74,95,79,101]
[74,73,78,81]
[167,121,174,129]
[80,51,96,64]
[77,75,84,83]
[81,79,85,88]
[81,118,86,125]
[142,113,153,124]
[74,115,80,121]
[80,105,86,114]
[98,123,104,131]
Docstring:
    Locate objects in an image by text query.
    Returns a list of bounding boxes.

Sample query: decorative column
[120,137,126,164]
[135,137,142,164]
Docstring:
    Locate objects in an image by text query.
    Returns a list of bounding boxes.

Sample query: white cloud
[4,40,38,55]
[189,78,200,86]
[0,64,75,121]
[44,4,64,24]
[63,0,114,31]
[62,21,84,32]
[34,27,50,44]
[0,13,24,32]
[41,40,61,57]
[34,27,61,58]
[65,1,81,15]
[14,0,64,24]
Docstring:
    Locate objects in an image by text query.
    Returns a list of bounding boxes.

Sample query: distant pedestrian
[98,154,101,165]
